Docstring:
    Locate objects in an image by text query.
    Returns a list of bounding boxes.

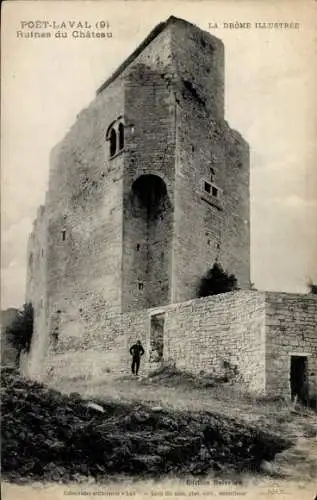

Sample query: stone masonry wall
[265,292,317,399]
[44,76,125,322]
[170,21,250,303]
[26,22,177,338]
[25,205,48,377]
[26,18,250,353]
[122,62,175,311]
[38,291,267,395]
[27,291,317,401]
[163,291,265,392]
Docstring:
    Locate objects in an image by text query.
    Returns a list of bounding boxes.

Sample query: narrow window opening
[136,244,140,251]
[207,239,211,245]
[41,248,44,257]
[118,122,124,150]
[52,329,59,347]
[210,167,215,182]
[62,229,66,241]
[110,128,117,157]
[138,282,144,290]
[212,186,218,197]
[204,182,211,193]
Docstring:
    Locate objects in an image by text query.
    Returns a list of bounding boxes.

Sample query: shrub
[198,262,238,297]
[7,303,34,360]
[308,282,317,295]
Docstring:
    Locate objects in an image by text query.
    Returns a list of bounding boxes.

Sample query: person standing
[129,340,145,376]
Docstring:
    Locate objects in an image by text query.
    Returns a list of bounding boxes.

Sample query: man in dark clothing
[129,340,145,376]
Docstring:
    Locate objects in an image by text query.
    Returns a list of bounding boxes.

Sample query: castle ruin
[25,17,317,402]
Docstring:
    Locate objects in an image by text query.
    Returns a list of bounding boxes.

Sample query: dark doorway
[149,313,164,363]
[290,356,308,403]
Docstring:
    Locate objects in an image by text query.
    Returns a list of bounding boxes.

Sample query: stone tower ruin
[26,17,250,368]
[24,18,317,405]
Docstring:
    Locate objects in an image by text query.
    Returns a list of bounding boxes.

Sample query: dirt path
[59,375,317,436]
[58,376,273,416]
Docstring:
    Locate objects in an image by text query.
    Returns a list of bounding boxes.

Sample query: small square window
[138,282,144,290]
[204,182,211,193]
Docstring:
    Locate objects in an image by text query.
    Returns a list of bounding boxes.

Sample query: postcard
[1,1,317,499]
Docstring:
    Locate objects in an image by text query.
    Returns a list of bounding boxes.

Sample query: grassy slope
[2,367,316,500]
[56,366,317,482]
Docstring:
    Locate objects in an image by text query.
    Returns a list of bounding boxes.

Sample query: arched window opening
[106,116,125,159]
[118,122,124,151]
[110,128,117,157]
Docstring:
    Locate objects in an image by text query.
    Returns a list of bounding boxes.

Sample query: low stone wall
[25,291,317,400]
[162,291,266,392]
[36,291,266,394]
[265,292,317,399]
[41,309,149,389]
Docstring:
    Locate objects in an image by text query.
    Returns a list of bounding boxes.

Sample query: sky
[1,0,317,309]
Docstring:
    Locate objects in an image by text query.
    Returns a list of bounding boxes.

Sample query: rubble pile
[1,368,291,482]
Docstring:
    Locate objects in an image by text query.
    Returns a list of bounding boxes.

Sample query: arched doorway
[129,174,171,308]
[132,174,167,218]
